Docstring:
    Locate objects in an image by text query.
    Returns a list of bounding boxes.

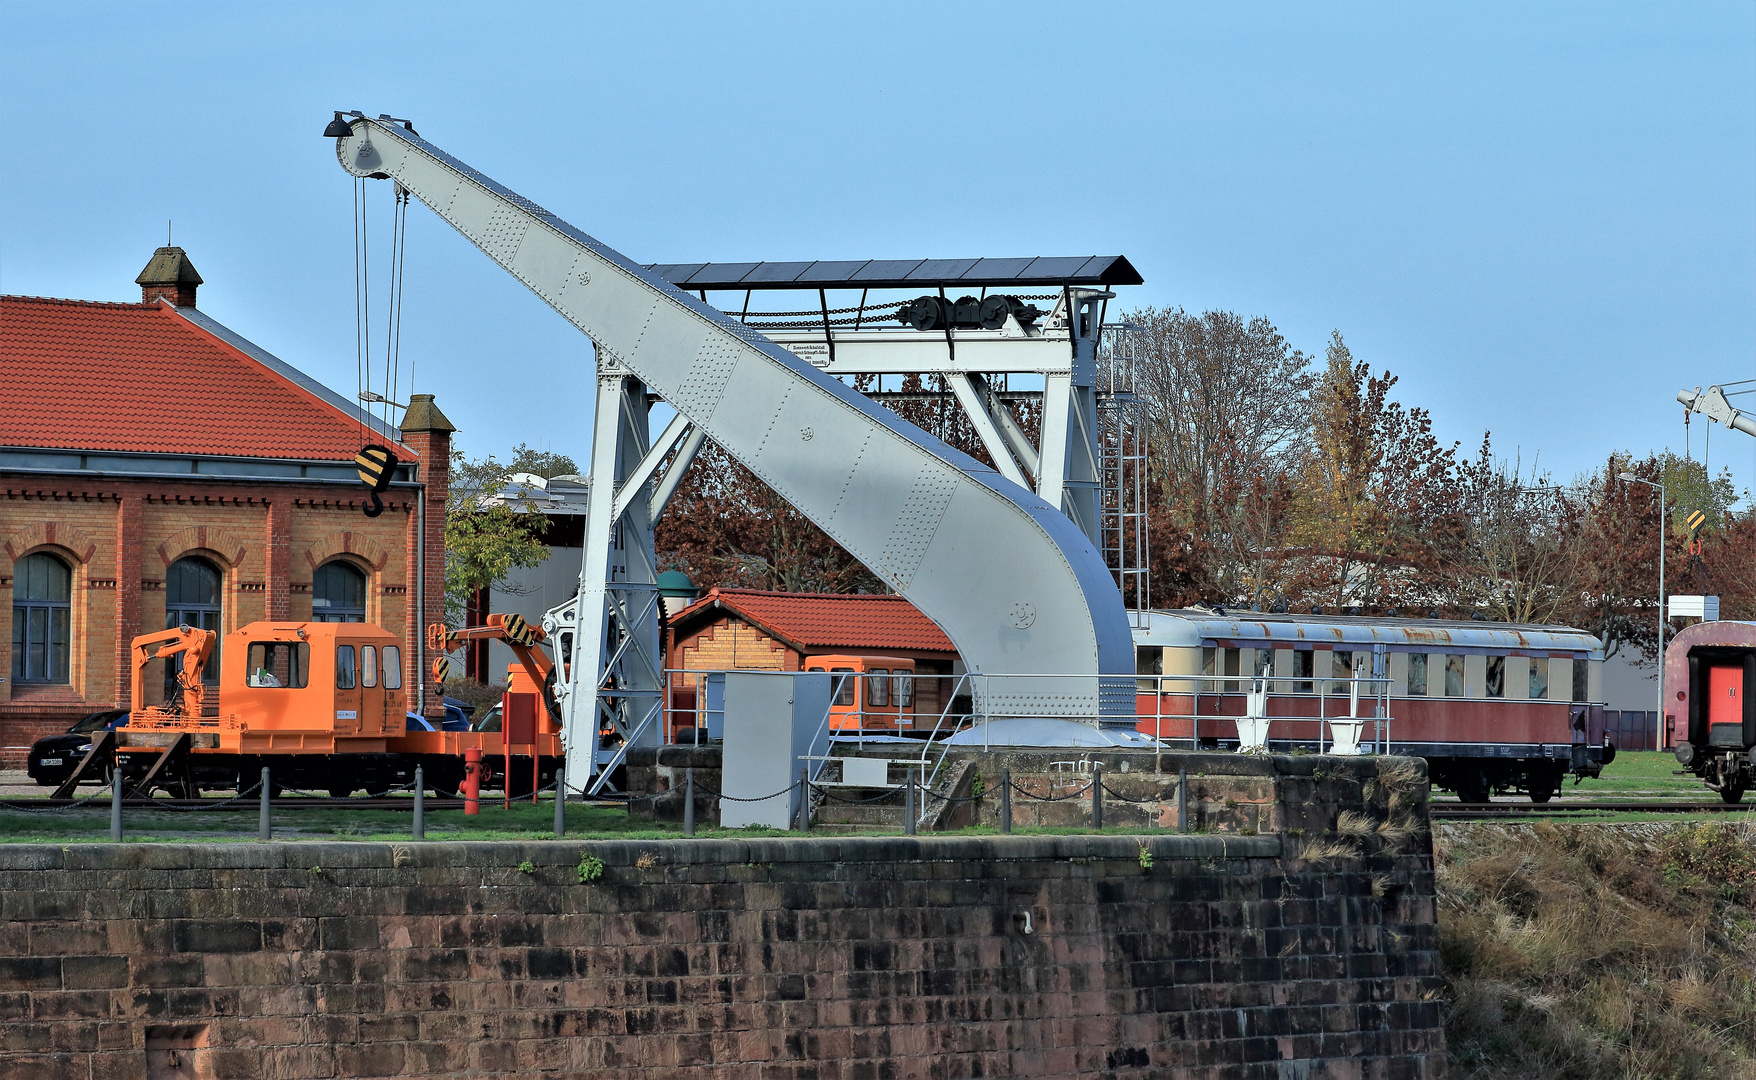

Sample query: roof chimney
[136,246,203,307]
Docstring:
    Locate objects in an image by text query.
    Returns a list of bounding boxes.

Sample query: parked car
[27,709,129,786]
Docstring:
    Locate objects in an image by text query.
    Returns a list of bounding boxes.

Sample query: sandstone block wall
[0,833,1445,1079]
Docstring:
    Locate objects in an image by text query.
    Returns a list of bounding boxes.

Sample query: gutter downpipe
[416,478,427,715]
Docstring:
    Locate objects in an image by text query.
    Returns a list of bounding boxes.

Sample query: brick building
[0,247,452,766]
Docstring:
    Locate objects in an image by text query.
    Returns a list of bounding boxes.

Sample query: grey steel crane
[1678,383,1756,439]
[326,113,1136,785]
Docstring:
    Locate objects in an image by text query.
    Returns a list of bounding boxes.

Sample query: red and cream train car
[1130,609,1612,802]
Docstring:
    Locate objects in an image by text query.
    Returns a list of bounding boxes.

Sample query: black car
[27,709,129,786]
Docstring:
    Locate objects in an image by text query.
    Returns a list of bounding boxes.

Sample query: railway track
[1433,800,1756,819]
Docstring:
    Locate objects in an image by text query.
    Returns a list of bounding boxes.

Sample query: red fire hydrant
[463,747,482,816]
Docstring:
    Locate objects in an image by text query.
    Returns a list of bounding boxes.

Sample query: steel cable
[1008,780,1095,802]
[0,784,116,813]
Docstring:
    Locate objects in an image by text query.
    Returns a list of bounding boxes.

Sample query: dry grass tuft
[1336,810,1377,836]
[1439,821,1756,1079]
[1377,757,1424,792]
[1298,837,1359,862]
[635,851,659,870]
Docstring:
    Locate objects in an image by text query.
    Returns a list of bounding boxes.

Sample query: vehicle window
[895,672,914,708]
[1529,657,1548,700]
[382,645,402,689]
[1407,653,1428,697]
[1485,655,1505,698]
[1333,651,1353,695]
[72,712,114,734]
[361,645,378,688]
[832,668,855,706]
[1223,648,1240,692]
[1294,650,1314,694]
[336,645,356,689]
[1445,655,1465,697]
[868,669,890,708]
[1572,658,1589,702]
[1200,646,1216,683]
[246,642,309,688]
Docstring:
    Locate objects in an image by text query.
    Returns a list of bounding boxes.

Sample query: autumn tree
[1282,334,1465,609]
[1126,307,1314,605]
[1448,438,1577,624]
[443,442,575,625]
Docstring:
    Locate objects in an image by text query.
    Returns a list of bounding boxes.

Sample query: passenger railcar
[1666,620,1756,802]
[1130,609,1613,802]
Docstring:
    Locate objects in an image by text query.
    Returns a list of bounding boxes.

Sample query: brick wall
[0,833,1446,1079]
[0,478,427,767]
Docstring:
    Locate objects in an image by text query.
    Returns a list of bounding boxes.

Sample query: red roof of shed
[0,295,412,461]
[674,588,955,655]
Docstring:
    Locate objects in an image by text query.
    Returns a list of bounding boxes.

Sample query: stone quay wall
[0,828,1444,1080]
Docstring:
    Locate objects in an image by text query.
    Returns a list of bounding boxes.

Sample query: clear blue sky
[3,3,1752,490]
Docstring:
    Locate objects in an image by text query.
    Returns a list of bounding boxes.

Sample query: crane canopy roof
[645,256,1143,292]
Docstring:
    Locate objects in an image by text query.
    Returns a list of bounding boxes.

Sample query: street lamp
[1618,471,1667,749]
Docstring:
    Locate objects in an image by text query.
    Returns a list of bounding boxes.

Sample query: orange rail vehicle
[95,617,563,798]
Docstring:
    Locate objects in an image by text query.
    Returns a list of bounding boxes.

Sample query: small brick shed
[666,587,961,723]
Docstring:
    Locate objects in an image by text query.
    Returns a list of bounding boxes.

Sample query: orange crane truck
[57,618,563,799]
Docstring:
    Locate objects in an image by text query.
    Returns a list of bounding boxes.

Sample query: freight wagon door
[1707,664,1745,748]
[334,643,361,736]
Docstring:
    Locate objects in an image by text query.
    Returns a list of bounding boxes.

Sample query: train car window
[895,673,914,708]
[1138,646,1163,692]
[246,642,308,688]
[1293,650,1314,694]
[361,645,378,688]
[1445,655,1465,697]
[1485,655,1505,698]
[1407,654,1428,696]
[832,668,855,706]
[868,669,890,708]
[382,645,402,689]
[1332,651,1353,695]
[1200,647,1216,681]
[336,645,357,689]
[1529,657,1548,700]
[1572,659,1588,702]
[1224,648,1241,692]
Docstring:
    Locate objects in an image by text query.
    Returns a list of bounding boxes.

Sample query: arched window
[312,561,367,622]
[11,553,71,684]
[165,557,222,693]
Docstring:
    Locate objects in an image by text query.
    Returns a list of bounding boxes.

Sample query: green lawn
[1572,750,1706,800]
[0,797,692,844]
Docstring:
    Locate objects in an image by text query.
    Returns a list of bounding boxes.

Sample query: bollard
[1178,763,1189,834]
[1091,761,1104,831]
[463,747,481,816]
[413,765,425,841]
[259,766,270,841]
[999,766,1012,834]
[904,769,916,836]
[553,766,566,838]
[110,769,123,843]
[683,767,695,837]
[797,767,810,832]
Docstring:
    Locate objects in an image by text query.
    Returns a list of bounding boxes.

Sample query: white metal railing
[654,667,1403,797]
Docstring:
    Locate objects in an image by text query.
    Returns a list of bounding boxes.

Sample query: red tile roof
[675,588,956,655]
[0,295,413,461]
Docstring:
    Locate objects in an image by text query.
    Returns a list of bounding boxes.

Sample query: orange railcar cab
[114,620,561,796]
[804,654,917,732]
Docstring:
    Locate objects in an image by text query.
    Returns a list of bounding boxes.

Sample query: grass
[0,798,690,844]
[1438,821,1756,1079]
